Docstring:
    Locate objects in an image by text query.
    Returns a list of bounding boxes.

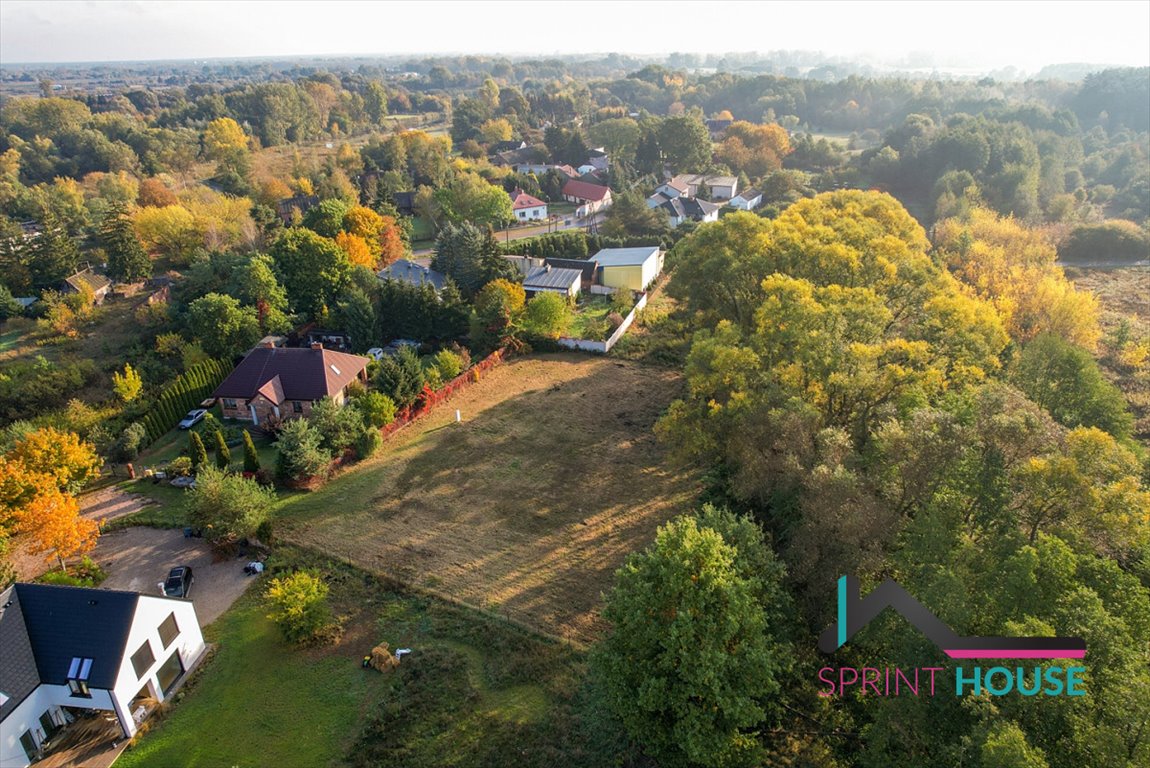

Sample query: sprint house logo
[817,576,1087,698]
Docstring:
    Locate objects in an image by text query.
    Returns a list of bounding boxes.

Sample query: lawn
[0,323,28,354]
[276,353,697,645]
[116,548,623,768]
[565,297,615,340]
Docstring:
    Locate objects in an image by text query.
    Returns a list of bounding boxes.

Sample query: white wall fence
[558,291,648,354]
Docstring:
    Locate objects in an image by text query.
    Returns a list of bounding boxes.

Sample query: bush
[38,556,107,587]
[309,397,364,453]
[355,427,382,460]
[242,430,261,473]
[166,456,193,477]
[375,346,425,407]
[355,390,397,428]
[433,349,465,381]
[184,465,276,545]
[275,418,332,482]
[256,519,274,545]
[265,570,333,644]
[214,429,232,469]
[188,431,208,471]
[610,288,635,315]
[115,422,149,462]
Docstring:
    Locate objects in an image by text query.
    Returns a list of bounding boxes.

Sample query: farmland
[276,353,698,645]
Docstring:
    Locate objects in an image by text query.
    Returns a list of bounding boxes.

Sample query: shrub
[610,288,635,315]
[256,519,274,545]
[275,418,332,482]
[433,349,465,380]
[166,456,193,477]
[184,465,276,545]
[188,431,208,471]
[242,430,261,473]
[374,347,425,407]
[523,292,571,340]
[115,422,149,462]
[309,397,364,453]
[214,429,232,469]
[265,570,333,644]
[355,427,382,460]
[356,390,397,428]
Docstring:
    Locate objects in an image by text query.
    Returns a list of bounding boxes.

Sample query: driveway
[94,527,258,625]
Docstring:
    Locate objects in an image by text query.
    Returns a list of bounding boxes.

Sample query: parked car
[178,409,208,430]
[169,476,196,489]
[163,566,194,598]
[366,347,385,362]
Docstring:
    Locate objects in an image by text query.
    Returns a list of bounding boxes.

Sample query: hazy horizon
[2,0,1148,73]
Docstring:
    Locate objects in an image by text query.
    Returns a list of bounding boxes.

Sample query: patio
[32,710,128,768]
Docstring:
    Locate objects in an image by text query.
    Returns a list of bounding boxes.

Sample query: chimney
[261,339,275,349]
[310,342,323,350]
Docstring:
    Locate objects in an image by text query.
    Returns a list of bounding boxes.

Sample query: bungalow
[587,148,609,172]
[667,173,739,201]
[0,583,206,768]
[61,268,112,305]
[544,258,598,291]
[561,180,613,218]
[212,344,370,426]
[658,197,720,227]
[729,188,763,211]
[522,264,582,298]
[592,246,664,292]
[378,259,447,293]
[650,177,690,205]
[510,188,548,222]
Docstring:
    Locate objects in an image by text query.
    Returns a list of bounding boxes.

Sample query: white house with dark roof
[729,188,763,211]
[0,583,206,767]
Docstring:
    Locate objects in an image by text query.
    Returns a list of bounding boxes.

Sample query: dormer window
[67,656,92,697]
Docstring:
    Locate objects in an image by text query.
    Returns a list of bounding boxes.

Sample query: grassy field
[276,353,697,645]
[116,549,623,768]
[566,297,615,340]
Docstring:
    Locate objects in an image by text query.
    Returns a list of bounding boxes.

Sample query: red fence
[379,348,506,439]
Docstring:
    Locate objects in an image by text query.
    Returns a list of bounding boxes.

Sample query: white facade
[514,204,548,221]
[729,191,763,210]
[0,593,205,768]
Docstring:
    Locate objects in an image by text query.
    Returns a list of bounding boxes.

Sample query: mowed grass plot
[277,354,698,644]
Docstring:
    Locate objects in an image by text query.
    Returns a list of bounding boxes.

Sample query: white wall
[1,686,117,767]
[112,596,206,735]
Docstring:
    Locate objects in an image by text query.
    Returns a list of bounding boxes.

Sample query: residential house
[522,264,582,298]
[391,191,415,216]
[728,188,763,211]
[493,146,547,168]
[299,327,352,352]
[378,259,447,293]
[489,140,527,154]
[544,258,598,291]
[61,268,112,305]
[649,177,690,207]
[705,118,733,139]
[212,344,370,426]
[592,246,664,292]
[561,180,613,218]
[587,148,609,172]
[510,188,548,222]
[0,583,206,768]
[500,255,544,276]
[667,173,739,201]
[658,196,720,227]
[513,163,581,180]
[275,195,320,225]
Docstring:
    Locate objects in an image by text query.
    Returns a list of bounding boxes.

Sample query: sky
[1,0,1148,72]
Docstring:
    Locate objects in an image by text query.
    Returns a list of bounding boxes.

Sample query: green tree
[308,397,364,453]
[214,429,232,470]
[186,293,262,358]
[268,228,352,320]
[374,346,425,408]
[431,222,517,298]
[274,417,332,481]
[335,286,376,354]
[355,390,396,428]
[28,214,80,290]
[0,283,21,327]
[265,570,332,644]
[188,431,208,472]
[522,292,571,339]
[230,254,291,334]
[184,465,274,544]
[100,203,151,283]
[242,429,261,473]
[1012,333,1134,441]
[434,172,514,228]
[302,198,350,239]
[659,116,712,171]
[593,514,782,767]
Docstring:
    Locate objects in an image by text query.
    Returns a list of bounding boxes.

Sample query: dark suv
[163,566,194,598]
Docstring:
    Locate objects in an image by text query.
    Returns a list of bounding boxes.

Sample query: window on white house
[158,612,179,649]
[131,641,155,678]
[67,657,93,697]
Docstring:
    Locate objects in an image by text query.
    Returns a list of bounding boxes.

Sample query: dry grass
[276,353,698,644]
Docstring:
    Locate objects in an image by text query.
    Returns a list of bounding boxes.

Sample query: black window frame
[131,640,156,679]
[158,612,180,649]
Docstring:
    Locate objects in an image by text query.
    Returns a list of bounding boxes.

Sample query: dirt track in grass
[277,353,699,644]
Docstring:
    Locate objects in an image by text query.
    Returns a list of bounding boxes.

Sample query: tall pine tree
[100,203,151,282]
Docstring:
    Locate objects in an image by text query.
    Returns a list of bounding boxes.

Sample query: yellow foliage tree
[7,427,102,493]
[479,118,514,144]
[335,231,376,269]
[203,117,249,160]
[112,362,143,403]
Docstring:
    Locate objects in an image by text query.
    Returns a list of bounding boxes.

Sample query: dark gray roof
[378,259,447,292]
[544,258,598,281]
[735,187,761,200]
[660,197,718,220]
[523,265,583,291]
[9,583,140,693]
[63,268,112,294]
[0,586,40,720]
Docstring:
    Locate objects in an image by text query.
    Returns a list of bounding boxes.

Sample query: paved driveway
[94,527,258,625]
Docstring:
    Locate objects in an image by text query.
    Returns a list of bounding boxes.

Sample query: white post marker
[455,409,461,423]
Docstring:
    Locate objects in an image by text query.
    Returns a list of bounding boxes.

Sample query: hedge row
[140,359,231,443]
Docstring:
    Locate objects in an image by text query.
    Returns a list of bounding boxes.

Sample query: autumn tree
[268,228,352,319]
[717,121,792,180]
[112,363,143,403]
[187,293,261,358]
[133,204,201,265]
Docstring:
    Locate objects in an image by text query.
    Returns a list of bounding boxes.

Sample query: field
[116,549,607,768]
[276,353,698,645]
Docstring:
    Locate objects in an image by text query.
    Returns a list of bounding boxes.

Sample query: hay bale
[369,643,399,672]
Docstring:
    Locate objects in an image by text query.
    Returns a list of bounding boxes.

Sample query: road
[411,212,606,257]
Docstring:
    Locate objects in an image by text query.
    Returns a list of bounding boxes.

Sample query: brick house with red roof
[211,343,370,427]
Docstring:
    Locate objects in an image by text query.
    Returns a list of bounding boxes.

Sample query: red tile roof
[511,189,547,210]
[562,179,611,202]
[213,347,369,403]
